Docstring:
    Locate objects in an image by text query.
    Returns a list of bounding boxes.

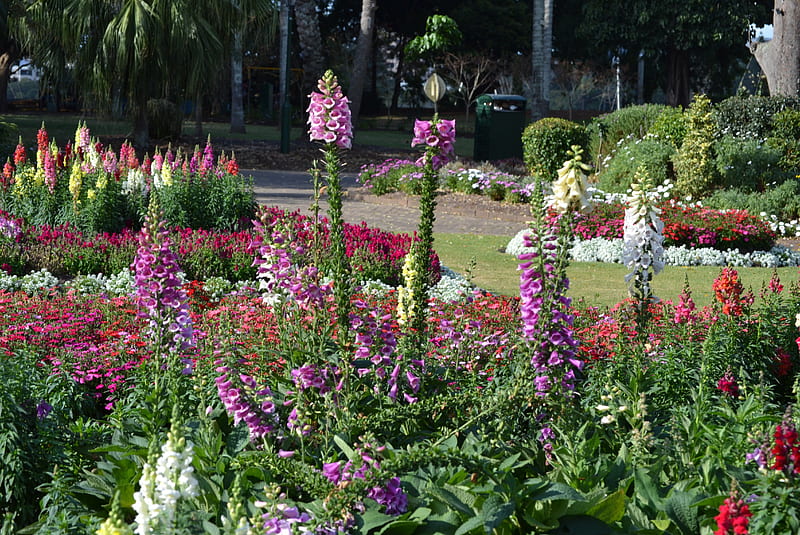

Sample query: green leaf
[358,509,396,533]
[664,490,699,535]
[334,434,356,460]
[480,496,516,532]
[633,468,663,509]
[534,482,586,503]
[498,452,522,472]
[225,423,250,456]
[201,520,220,535]
[379,519,425,535]
[586,489,627,524]
[426,486,474,516]
[454,515,485,535]
[549,515,613,534]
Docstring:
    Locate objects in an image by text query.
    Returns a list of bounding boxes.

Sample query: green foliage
[704,179,800,222]
[146,99,183,141]
[767,108,800,172]
[405,15,463,61]
[649,106,687,148]
[586,104,669,164]
[714,94,800,139]
[596,137,675,193]
[0,122,19,162]
[713,135,787,192]
[674,94,718,198]
[522,118,588,180]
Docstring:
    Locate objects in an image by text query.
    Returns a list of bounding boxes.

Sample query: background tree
[0,1,21,114]
[441,52,496,122]
[750,0,800,96]
[530,0,553,120]
[578,0,771,106]
[348,0,377,128]
[294,0,325,92]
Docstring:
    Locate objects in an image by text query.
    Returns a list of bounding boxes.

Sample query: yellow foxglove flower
[69,160,83,205]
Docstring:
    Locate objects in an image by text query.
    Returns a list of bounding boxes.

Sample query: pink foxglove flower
[306,70,353,149]
[411,118,456,169]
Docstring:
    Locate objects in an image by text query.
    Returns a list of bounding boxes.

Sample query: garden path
[248,169,531,237]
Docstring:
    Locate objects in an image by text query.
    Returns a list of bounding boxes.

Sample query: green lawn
[433,233,797,308]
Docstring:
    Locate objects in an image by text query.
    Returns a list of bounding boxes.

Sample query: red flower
[714,495,752,535]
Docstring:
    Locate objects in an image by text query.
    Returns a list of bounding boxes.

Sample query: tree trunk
[194,89,204,138]
[279,0,289,113]
[530,0,553,121]
[230,26,246,134]
[133,100,150,149]
[349,0,377,129]
[294,0,325,93]
[665,48,690,107]
[0,40,19,114]
[751,0,800,96]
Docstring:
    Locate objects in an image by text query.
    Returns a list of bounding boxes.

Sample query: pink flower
[411,118,456,169]
[306,70,352,149]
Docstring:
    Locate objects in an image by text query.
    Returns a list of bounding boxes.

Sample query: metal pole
[280,0,294,154]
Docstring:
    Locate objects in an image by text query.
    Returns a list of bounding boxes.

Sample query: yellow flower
[69,160,83,204]
[87,189,96,200]
[551,145,592,214]
[397,252,417,326]
[162,163,173,187]
[95,172,108,191]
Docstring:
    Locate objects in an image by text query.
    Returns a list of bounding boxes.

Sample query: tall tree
[579,0,771,106]
[348,0,377,128]
[530,0,553,120]
[0,1,21,113]
[750,0,800,96]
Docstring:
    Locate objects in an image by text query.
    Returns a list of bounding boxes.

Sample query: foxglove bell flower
[411,118,456,169]
[551,145,592,214]
[307,70,353,149]
[131,204,195,351]
[622,170,664,300]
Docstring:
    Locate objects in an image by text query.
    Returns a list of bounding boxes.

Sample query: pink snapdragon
[411,118,456,169]
[306,70,353,149]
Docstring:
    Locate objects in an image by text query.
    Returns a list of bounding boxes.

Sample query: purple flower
[307,70,352,149]
[36,401,53,420]
[411,118,456,170]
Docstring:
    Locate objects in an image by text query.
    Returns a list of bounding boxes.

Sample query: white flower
[600,414,616,425]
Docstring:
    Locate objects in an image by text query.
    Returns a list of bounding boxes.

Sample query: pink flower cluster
[350,298,425,403]
[131,208,195,351]
[322,441,408,515]
[215,362,278,442]
[411,118,456,170]
[307,70,353,149]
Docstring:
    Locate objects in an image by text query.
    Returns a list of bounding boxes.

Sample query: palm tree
[293,0,324,93]
[530,0,553,120]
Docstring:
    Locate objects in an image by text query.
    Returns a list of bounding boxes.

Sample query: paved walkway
[247,169,530,237]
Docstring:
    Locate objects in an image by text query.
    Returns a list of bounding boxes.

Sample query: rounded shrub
[596,136,675,193]
[713,135,786,192]
[522,117,588,180]
[586,104,668,163]
[714,94,800,139]
[649,106,687,148]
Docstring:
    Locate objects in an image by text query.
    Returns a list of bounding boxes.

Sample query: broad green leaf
[498,452,521,472]
[225,423,250,455]
[358,509,396,533]
[533,482,586,503]
[334,433,356,460]
[586,488,627,524]
[455,515,485,535]
[379,519,424,535]
[427,486,474,516]
[665,490,699,535]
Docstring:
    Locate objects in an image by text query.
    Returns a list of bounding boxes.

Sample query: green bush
[649,106,687,148]
[714,94,800,139]
[674,94,717,199]
[147,99,183,141]
[586,104,668,164]
[767,108,800,171]
[522,117,588,180]
[0,121,19,163]
[596,137,675,193]
[714,135,787,192]
[704,179,800,222]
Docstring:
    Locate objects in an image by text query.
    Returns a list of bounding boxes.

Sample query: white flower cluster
[507,230,800,268]
[122,167,148,196]
[133,430,199,535]
[622,177,665,284]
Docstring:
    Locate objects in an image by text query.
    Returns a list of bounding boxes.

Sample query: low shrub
[522,117,588,180]
[147,98,183,141]
[767,108,800,171]
[713,135,786,192]
[714,93,800,139]
[357,158,425,195]
[704,179,800,223]
[596,136,675,193]
[674,94,717,199]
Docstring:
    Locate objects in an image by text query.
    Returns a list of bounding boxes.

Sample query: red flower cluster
[771,416,800,474]
[714,495,751,535]
[712,268,752,316]
[717,370,739,397]
[568,200,775,253]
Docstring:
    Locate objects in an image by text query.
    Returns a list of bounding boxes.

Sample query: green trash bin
[473,94,526,161]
